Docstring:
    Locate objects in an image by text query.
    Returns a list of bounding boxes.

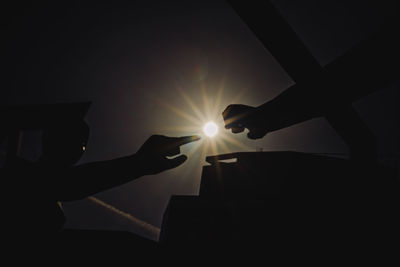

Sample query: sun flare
[203,121,218,137]
[156,73,253,160]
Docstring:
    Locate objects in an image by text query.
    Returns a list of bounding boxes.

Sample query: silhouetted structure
[2,0,399,253]
[160,1,399,249]
[160,152,398,248]
[1,102,91,164]
[1,102,201,252]
[223,1,400,162]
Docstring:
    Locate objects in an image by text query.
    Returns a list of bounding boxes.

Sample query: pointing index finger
[174,135,201,146]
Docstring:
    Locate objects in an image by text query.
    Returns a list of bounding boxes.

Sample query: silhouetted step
[159,195,333,246]
[159,195,234,246]
[161,152,399,247]
[200,151,396,200]
[161,196,400,248]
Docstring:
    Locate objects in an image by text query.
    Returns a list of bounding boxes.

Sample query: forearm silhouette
[40,135,200,201]
[222,8,399,161]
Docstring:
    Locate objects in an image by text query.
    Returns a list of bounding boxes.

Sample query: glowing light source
[203,121,218,137]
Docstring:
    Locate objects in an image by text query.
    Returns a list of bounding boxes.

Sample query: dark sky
[3,0,399,240]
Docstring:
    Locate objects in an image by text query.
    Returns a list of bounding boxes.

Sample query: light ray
[230,88,246,104]
[158,125,200,133]
[177,139,210,190]
[200,139,211,161]
[209,139,224,180]
[196,140,211,193]
[210,139,219,156]
[200,82,212,119]
[156,75,254,178]
[183,137,204,159]
[222,112,249,128]
[216,135,231,154]
[211,75,226,119]
[176,140,204,184]
[220,133,253,151]
[88,196,160,240]
[176,86,206,122]
[156,99,199,125]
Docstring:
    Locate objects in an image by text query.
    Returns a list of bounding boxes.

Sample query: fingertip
[231,127,244,134]
[247,130,267,140]
[192,135,201,141]
[177,135,201,146]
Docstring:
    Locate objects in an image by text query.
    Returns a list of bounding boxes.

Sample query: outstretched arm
[51,135,200,201]
[222,14,400,140]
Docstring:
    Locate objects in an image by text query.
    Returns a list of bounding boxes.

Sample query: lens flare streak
[156,74,252,159]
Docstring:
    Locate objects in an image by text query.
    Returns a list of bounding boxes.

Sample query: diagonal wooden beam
[227,1,399,161]
[227,0,323,84]
[227,0,399,100]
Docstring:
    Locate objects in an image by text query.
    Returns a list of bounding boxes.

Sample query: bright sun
[157,77,252,157]
[203,121,218,137]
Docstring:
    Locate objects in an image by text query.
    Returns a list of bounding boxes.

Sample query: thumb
[164,154,187,170]
[247,129,268,140]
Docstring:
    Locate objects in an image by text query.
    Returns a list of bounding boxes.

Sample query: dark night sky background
[3,0,399,241]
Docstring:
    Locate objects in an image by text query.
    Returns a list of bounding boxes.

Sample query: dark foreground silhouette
[160,151,399,249]
[1,102,200,252]
[223,1,400,162]
[2,1,399,257]
[160,1,399,252]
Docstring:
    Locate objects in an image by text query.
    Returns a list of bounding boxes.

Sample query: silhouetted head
[41,119,89,167]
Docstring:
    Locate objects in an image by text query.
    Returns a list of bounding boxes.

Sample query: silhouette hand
[222,104,268,139]
[136,135,200,175]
